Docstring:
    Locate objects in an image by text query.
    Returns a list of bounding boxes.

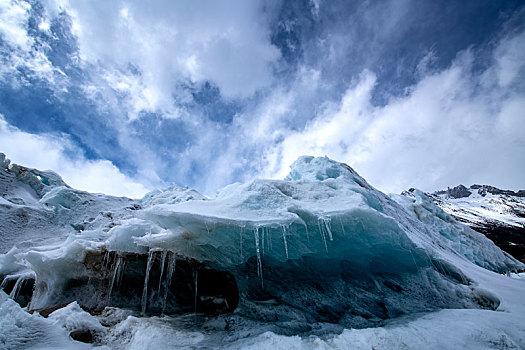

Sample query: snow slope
[430,184,525,229]
[0,154,524,349]
[427,185,525,263]
[0,153,137,254]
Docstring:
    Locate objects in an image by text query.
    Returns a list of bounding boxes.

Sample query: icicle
[317,220,328,252]
[338,217,346,235]
[103,250,111,271]
[141,250,155,314]
[194,268,198,313]
[319,217,333,241]
[261,226,265,256]
[119,260,126,287]
[158,250,168,293]
[304,223,310,243]
[253,227,261,276]
[265,227,273,251]
[239,226,244,259]
[166,253,176,290]
[9,277,24,299]
[253,227,263,287]
[161,252,176,314]
[103,250,116,283]
[108,255,123,300]
[325,218,333,241]
[281,225,289,259]
[0,277,9,290]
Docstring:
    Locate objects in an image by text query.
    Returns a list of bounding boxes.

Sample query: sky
[0,0,524,198]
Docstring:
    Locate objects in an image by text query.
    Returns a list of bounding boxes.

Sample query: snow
[106,218,165,254]
[432,189,525,229]
[103,315,205,350]
[0,196,14,206]
[0,155,524,349]
[391,189,518,272]
[0,247,25,275]
[0,154,136,254]
[48,301,105,333]
[140,185,206,207]
[0,292,99,350]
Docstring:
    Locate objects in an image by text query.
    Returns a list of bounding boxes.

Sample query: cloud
[0,116,151,198]
[0,0,32,49]
[42,0,280,116]
[0,0,62,85]
[493,29,525,88]
[1,0,524,198]
[0,0,284,195]
[264,29,525,193]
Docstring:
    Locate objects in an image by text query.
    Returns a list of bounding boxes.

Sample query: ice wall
[0,155,523,330]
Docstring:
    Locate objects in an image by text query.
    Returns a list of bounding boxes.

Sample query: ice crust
[391,190,518,272]
[1,154,524,348]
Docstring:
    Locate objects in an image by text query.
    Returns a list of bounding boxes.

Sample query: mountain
[1,154,524,349]
[423,184,525,263]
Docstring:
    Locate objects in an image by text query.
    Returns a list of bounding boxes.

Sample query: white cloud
[0,116,151,198]
[42,0,280,118]
[0,0,66,87]
[186,66,327,194]
[0,0,31,50]
[494,29,525,88]
[264,31,525,193]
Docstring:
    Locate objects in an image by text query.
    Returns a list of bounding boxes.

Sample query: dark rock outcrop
[70,329,93,343]
[447,185,472,199]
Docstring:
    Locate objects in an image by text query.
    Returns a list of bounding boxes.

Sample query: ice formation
[0,153,524,348]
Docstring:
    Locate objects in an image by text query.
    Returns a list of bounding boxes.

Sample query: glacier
[0,153,524,349]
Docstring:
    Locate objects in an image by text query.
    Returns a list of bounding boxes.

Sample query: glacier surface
[0,153,524,349]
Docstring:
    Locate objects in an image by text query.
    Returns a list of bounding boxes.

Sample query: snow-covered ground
[430,185,525,229]
[428,185,525,263]
[1,154,524,349]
